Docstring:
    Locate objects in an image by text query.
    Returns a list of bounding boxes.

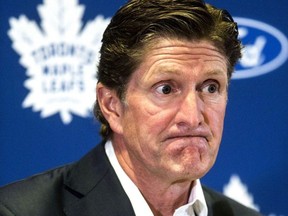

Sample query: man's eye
[202,83,219,93]
[156,84,173,94]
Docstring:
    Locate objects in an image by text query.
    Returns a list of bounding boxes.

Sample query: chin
[167,159,212,181]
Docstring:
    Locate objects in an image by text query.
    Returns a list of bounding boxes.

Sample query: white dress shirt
[105,140,208,216]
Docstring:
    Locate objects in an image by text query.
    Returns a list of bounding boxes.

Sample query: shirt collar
[174,179,208,216]
[105,140,208,216]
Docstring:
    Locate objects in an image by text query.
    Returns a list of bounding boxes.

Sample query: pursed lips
[162,130,212,144]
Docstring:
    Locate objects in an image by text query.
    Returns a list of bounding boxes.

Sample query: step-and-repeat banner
[1,0,287,215]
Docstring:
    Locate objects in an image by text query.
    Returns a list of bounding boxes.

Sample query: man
[0,0,262,215]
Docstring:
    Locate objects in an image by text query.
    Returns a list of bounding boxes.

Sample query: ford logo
[232,17,288,79]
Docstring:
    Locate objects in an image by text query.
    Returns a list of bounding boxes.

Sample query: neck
[112,139,194,216]
[138,178,193,216]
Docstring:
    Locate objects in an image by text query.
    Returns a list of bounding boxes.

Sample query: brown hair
[94,0,242,139]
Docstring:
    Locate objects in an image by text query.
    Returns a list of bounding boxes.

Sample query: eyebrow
[205,70,229,88]
[146,66,182,80]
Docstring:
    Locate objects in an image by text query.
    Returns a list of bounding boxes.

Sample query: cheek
[123,101,176,148]
[207,105,226,139]
[133,97,176,125]
[141,102,182,137]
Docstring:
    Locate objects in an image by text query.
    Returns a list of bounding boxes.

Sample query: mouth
[165,135,208,142]
[163,130,212,144]
[162,134,210,157]
[161,127,214,151]
[163,135,209,149]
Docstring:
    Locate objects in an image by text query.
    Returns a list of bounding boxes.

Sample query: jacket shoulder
[203,186,263,216]
[0,164,73,216]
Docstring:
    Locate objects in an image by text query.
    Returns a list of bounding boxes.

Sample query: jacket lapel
[203,186,236,216]
[62,141,136,216]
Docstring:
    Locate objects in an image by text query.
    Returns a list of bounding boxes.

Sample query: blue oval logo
[232,17,288,79]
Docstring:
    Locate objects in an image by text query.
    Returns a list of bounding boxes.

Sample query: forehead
[145,38,226,60]
[134,38,228,78]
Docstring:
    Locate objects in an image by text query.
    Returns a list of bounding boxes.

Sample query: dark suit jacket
[0,142,262,216]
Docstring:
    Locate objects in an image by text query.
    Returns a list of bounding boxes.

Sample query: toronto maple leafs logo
[8,0,110,124]
[223,174,259,211]
[223,175,284,216]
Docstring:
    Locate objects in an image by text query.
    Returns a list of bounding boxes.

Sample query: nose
[175,91,204,129]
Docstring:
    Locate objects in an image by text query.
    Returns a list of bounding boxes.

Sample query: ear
[96,83,124,134]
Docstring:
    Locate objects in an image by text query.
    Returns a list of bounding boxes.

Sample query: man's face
[113,38,228,183]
